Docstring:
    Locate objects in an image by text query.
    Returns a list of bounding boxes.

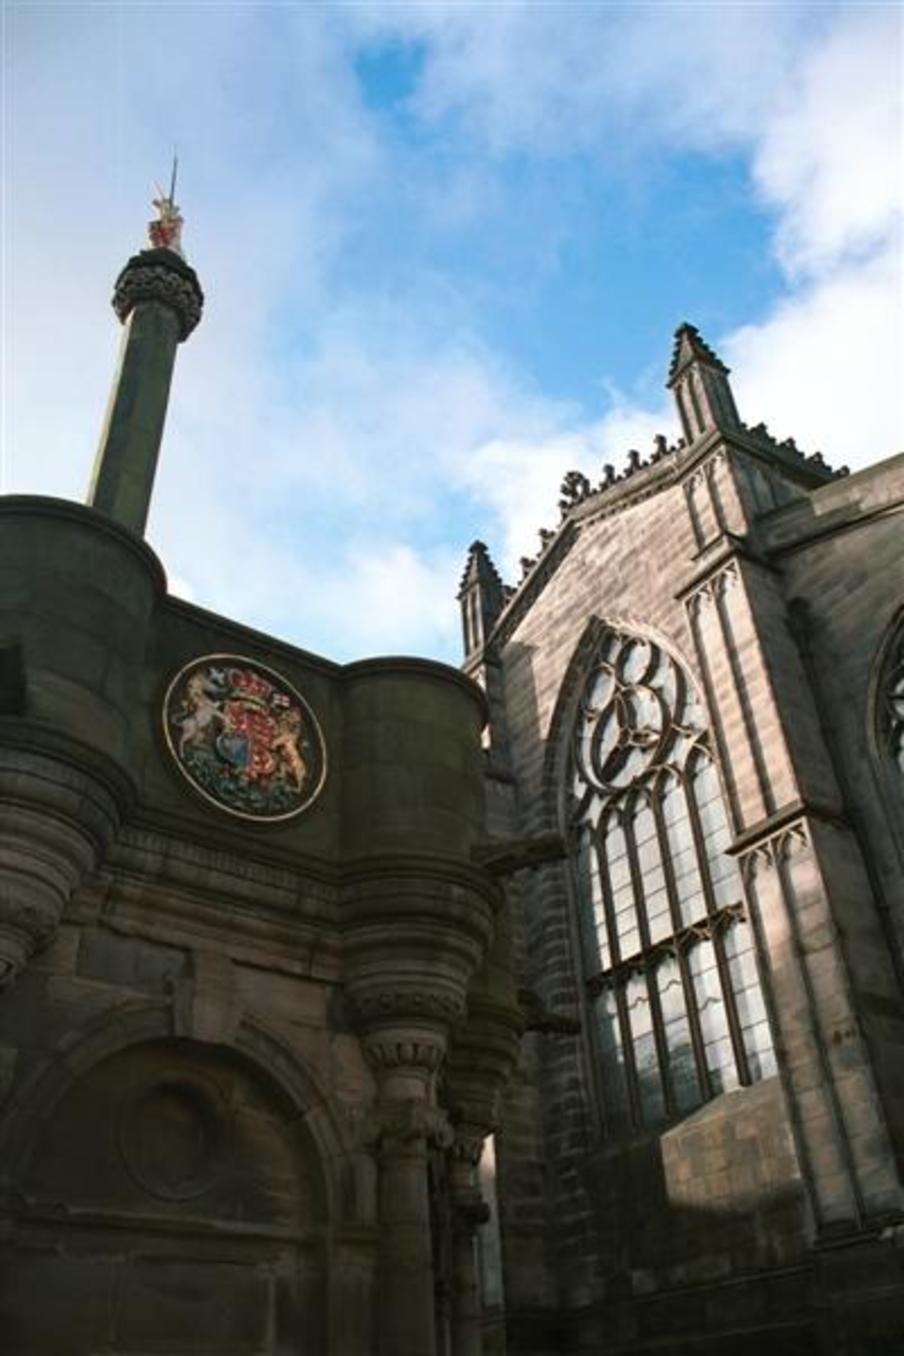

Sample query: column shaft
[378,1132,437,1356]
[88,301,180,534]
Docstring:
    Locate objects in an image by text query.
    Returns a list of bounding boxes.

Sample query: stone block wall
[473,439,904,1353]
[0,495,513,1356]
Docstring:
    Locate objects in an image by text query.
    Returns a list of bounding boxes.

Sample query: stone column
[363,1033,452,1356]
[448,1129,491,1356]
[87,247,203,535]
[444,980,524,1356]
[341,657,500,1351]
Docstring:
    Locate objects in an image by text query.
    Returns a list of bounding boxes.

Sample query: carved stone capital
[444,994,524,1132]
[362,1099,453,1153]
[113,249,204,340]
[449,1127,488,1168]
[364,1034,446,1075]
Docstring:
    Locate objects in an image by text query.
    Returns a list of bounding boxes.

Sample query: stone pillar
[341,657,500,1351]
[448,1129,491,1356]
[87,247,203,535]
[362,1034,452,1356]
[444,978,524,1356]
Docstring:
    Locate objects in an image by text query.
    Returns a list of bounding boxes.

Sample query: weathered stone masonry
[0,209,524,1356]
[460,324,904,1354]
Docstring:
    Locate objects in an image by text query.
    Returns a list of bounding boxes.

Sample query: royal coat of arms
[163,655,326,821]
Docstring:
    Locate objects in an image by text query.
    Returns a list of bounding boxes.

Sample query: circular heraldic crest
[163,654,326,821]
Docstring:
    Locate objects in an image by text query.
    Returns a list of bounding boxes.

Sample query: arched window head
[567,626,774,1138]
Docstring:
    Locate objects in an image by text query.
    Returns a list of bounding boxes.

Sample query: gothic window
[567,627,775,1137]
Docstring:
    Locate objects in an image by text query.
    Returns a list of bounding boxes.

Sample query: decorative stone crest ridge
[555,434,682,527]
[745,422,849,478]
[163,654,327,821]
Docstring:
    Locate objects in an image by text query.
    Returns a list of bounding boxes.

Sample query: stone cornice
[471,830,567,877]
[69,885,343,983]
[126,806,340,881]
[758,492,904,561]
[0,718,137,815]
[341,852,501,902]
[727,798,848,858]
[674,536,775,605]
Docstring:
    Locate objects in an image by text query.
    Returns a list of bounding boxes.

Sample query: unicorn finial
[148,152,184,256]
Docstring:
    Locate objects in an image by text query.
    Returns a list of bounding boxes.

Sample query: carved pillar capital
[362,1024,448,1103]
[449,1126,488,1170]
[113,248,204,340]
[363,1099,454,1155]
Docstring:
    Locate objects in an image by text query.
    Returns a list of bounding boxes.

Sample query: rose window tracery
[567,627,775,1136]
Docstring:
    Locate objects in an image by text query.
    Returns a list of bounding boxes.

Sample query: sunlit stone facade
[460,325,904,1354]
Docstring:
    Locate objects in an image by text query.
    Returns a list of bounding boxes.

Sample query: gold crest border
[162,652,328,823]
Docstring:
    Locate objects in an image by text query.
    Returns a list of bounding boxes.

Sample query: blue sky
[2,3,901,663]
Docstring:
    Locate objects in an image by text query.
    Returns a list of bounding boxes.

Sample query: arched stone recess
[0,1001,369,1356]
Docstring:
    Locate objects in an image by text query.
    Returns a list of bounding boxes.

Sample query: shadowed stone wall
[0,495,517,1356]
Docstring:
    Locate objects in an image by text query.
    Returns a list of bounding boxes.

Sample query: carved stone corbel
[0,742,127,987]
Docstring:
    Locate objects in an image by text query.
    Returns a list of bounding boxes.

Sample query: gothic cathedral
[1,201,903,1354]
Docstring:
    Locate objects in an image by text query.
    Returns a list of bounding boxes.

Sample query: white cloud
[727,243,903,465]
[3,4,901,666]
[751,9,903,277]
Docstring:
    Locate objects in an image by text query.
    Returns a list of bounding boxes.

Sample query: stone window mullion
[685,762,751,1085]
